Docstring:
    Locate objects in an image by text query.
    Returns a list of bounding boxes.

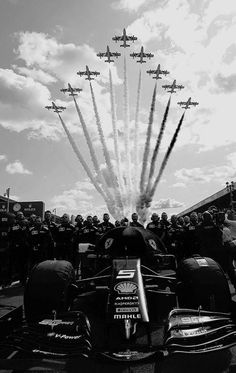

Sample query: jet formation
[162,79,184,93]
[46,29,199,115]
[45,102,66,113]
[130,46,154,64]
[147,64,169,79]
[60,83,83,96]
[177,97,199,109]
[97,46,121,63]
[77,65,100,81]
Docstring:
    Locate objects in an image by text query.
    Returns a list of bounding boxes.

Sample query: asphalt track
[1,283,236,372]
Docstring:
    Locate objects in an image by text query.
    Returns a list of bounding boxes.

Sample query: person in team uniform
[159,212,171,251]
[98,213,114,235]
[168,214,185,261]
[9,216,29,285]
[0,213,12,287]
[92,215,100,228]
[28,216,54,268]
[43,210,58,259]
[146,213,163,238]
[183,212,200,258]
[79,216,99,245]
[55,214,75,264]
[130,213,144,228]
[196,211,236,290]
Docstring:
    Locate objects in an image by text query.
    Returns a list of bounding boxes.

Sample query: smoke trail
[90,82,123,211]
[72,95,114,203]
[146,95,171,194]
[109,69,125,199]
[123,53,132,211]
[134,69,142,194]
[139,83,157,194]
[57,113,107,201]
[149,112,185,199]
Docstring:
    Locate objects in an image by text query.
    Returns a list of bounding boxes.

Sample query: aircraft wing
[162,84,171,89]
[45,105,52,110]
[191,102,199,106]
[143,52,154,58]
[126,35,137,42]
[77,71,86,76]
[130,52,139,58]
[91,71,100,76]
[146,69,155,74]
[97,52,105,58]
[110,51,121,57]
[112,36,122,42]
[175,85,184,89]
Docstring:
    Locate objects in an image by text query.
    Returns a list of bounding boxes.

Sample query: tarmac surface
[1,280,236,372]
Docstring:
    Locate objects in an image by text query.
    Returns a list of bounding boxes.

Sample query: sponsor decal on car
[39,319,74,326]
[116,307,139,313]
[105,237,114,249]
[114,314,141,319]
[114,302,139,306]
[114,282,138,294]
[148,239,157,250]
[116,296,138,300]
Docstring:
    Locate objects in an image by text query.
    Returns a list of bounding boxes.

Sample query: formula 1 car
[1,226,236,369]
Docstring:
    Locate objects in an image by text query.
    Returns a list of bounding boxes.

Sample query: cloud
[0,154,7,162]
[13,65,57,85]
[112,0,152,12]
[50,183,94,213]
[214,73,236,93]
[14,31,121,86]
[6,161,32,175]
[175,163,235,185]
[151,198,184,209]
[172,182,186,188]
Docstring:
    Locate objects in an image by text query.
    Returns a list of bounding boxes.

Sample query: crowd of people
[1,206,236,290]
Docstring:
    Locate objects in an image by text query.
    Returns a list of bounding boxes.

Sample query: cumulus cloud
[6,161,32,175]
[124,0,236,152]
[13,65,57,85]
[0,154,7,162]
[175,164,235,185]
[50,182,94,213]
[14,32,121,86]
[112,0,152,12]
[151,198,184,209]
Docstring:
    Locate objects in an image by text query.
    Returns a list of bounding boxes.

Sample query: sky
[0,0,236,221]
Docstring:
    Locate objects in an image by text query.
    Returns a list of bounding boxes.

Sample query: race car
[1,226,236,369]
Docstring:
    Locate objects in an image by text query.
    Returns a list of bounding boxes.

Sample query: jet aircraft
[60,83,83,96]
[130,46,154,64]
[146,64,169,79]
[112,28,137,48]
[77,65,100,81]
[97,46,121,63]
[162,79,184,93]
[45,102,66,114]
[177,97,199,109]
